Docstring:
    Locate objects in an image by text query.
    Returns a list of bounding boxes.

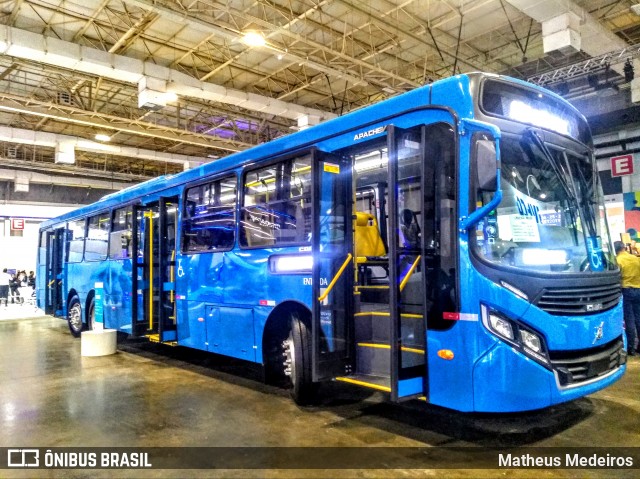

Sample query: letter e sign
[611,154,634,177]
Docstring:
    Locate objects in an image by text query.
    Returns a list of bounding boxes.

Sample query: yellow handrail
[144,211,154,330]
[170,249,175,304]
[318,253,353,302]
[399,255,421,293]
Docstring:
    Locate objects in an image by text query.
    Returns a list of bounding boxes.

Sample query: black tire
[67,295,83,338]
[285,312,318,405]
[87,297,95,331]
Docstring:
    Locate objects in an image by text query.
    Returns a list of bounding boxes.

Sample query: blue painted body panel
[398,377,424,398]
[174,247,313,361]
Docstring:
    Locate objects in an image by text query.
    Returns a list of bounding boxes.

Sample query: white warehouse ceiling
[1,0,640,188]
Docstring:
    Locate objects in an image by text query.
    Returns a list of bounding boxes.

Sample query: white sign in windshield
[510,215,541,242]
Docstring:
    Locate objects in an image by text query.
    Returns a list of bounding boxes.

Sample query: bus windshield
[473,132,615,273]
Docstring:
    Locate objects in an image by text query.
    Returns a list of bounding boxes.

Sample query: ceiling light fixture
[242,31,266,47]
[95,133,111,142]
[164,91,178,103]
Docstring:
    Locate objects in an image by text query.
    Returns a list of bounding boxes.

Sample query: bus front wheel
[67,295,83,338]
[283,313,318,405]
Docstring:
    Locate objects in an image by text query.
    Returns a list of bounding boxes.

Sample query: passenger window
[183,176,237,253]
[66,219,86,263]
[110,206,133,259]
[85,212,110,261]
[241,155,312,247]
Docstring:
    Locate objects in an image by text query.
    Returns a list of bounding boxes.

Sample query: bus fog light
[488,313,514,340]
[520,329,542,353]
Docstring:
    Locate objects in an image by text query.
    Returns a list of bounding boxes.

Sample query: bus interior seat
[354,211,389,300]
[280,201,307,243]
[399,208,421,249]
[354,211,386,259]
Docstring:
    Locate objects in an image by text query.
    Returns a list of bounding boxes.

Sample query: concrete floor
[1,315,639,479]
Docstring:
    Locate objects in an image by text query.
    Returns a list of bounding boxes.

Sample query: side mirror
[476,139,498,192]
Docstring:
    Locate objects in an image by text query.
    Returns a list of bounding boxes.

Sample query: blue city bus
[37,72,626,412]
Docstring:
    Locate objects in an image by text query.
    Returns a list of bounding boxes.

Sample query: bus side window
[240,155,312,247]
[182,175,236,253]
[86,211,110,261]
[66,218,86,263]
[110,206,133,259]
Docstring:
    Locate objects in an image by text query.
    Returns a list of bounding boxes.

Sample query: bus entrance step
[355,342,424,377]
[356,287,389,304]
[335,374,390,393]
[145,333,177,346]
[353,311,424,344]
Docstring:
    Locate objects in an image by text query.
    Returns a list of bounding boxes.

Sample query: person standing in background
[0,268,10,307]
[9,273,22,304]
[615,241,640,356]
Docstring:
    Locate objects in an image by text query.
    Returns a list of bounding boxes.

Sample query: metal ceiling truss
[0,55,292,145]
[527,43,640,86]
[0,141,181,181]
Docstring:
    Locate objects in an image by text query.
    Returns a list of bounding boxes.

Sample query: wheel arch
[66,288,79,309]
[85,289,95,326]
[261,300,311,381]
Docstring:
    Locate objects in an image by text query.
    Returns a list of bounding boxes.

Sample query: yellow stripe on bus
[357,342,425,354]
[335,377,391,392]
[353,312,423,319]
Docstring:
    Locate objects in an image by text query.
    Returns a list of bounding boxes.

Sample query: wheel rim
[68,303,82,332]
[283,332,297,385]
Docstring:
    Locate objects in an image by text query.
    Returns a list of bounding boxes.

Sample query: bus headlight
[481,305,550,367]
[520,329,542,353]
[487,312,514,341]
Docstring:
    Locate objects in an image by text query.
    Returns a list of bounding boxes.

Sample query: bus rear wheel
[67,295,83,338]
[283,313,318,405]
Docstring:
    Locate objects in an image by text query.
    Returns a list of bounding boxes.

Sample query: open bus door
[387,125,429,402]
[131,197,178,342]
[311,150,354,381]
[44,228,64,315]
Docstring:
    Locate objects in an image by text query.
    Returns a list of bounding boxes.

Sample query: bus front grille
[549,337,625,387]
[535,281,621,316]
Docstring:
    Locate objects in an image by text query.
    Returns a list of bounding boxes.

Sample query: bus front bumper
[472,341,626,413]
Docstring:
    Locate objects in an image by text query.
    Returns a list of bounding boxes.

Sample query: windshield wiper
[525,129,573,201]
[524,129,583,234]
[562,151,598,238]
[526,129,605,272]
